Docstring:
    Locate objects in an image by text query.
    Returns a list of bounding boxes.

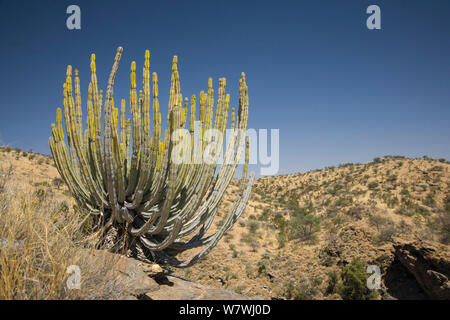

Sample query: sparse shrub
[52,177,64,190]
[233,286,244,294]
[334,196,353,208]
[347,205,367,220]
[282,278,318,300]
[0,178,131,299]
[257,252,270,275]
[422,193,436,207]
[245,262,254,278]
[288,213,321,242]
[271,213,286,229]
[276,231,287,248]
[368,214,389,232]
[58,201,70,214]
[377,225,397,243]
[444,194,450,213]
[400,188,411,197]
[247,220,260,233]
[368,182,379,190]
[429,165,443,172]
[416,205,430,217]
[0,164,13,194]
[35,188,47,202]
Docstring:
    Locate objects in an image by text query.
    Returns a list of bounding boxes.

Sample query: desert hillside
[171,155,450,299]
[1,147,449,299]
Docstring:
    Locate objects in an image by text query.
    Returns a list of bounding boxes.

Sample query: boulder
[80,249,253,300]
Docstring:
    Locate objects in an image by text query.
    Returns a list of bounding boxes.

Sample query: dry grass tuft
[0,163,129,299]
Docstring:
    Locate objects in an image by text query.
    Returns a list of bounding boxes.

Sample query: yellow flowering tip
[131,61,136,72]
[223,78,226,87]
[144,50,150,69]
[66,65,72,76]
[91,53,96,62]
[74,69,79,77]
[153,75,159,97]
[208,78,212,89]
[51,123,56,130]
[117,46,123,53]
[171,56,178,72]
[226,94,230,104]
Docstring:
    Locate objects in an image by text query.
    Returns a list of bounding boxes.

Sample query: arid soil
[1,147,448,299]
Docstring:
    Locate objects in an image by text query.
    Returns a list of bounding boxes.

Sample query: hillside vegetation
[172,155,450,299]
[1,146,449,299]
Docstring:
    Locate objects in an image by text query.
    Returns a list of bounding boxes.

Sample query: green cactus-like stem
[49,47,253,267]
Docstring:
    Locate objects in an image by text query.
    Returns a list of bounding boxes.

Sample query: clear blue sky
[0,0,449,175]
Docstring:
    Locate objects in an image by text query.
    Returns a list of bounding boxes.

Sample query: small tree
[368,214,388,232]
[288,213,321,241]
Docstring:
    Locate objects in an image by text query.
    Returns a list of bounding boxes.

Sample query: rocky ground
[1,147,449,299]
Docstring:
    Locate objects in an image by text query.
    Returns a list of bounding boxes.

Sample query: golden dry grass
[0,154,130,299]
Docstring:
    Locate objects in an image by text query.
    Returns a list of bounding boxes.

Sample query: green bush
[339,258,378,300]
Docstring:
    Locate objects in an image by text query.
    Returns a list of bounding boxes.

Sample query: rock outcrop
[393,241,450,300]
[82,249,252,300]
